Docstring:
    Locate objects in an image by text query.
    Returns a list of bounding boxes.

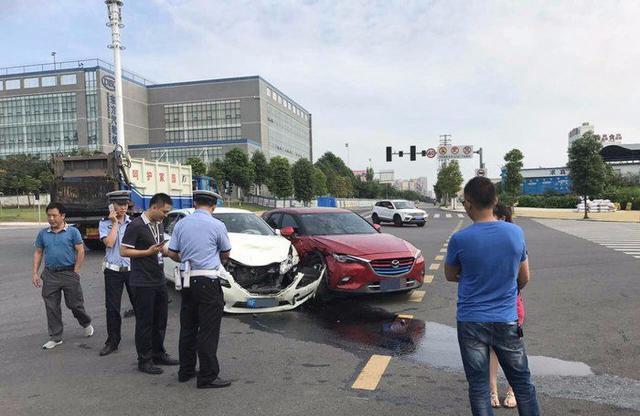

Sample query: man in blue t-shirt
[445,177,539,416]
[33,202,93,350]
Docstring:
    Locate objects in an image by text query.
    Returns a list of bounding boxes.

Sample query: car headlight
[414,250,424,260]
[279,246,298,274]
[332,253,369,263]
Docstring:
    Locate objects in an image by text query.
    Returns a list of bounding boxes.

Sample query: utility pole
[106,0,126,151]
[51,52,56,69]
[438,134,452,171]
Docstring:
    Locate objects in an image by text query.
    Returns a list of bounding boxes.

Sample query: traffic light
[386,146,392,162]
[410,145,416,161]
[398,150,404,157]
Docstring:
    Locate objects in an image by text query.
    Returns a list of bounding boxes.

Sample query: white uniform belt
[188,269,221,278]
[104,262,130,272]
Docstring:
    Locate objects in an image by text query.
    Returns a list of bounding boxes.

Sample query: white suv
[372,200,427,227]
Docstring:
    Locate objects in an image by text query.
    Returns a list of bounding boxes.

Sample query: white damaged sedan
[163,208,325,313]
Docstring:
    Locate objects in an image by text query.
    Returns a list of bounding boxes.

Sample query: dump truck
[50,150,197,250]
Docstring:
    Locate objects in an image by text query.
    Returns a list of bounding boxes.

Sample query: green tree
[312,167,328,196]
[365,167,374,182]
[503,148,524,195]
[267,156,293,200]
[333,176,353,198]
[435,160,464,205]
[184,157,207,176]
[222,148,255,197]
[314,151,355,196]
[207,159,226,192]
[251,151,269,191]
[567,132,607,219]
[291,158,315,204]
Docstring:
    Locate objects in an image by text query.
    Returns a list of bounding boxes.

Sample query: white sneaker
[84,324,94,337]
[42,340,63,349]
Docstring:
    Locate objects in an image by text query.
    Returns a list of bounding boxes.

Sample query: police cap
[193,190,223,202]
[106,190,131,203]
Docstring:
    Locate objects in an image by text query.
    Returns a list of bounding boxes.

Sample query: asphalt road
[0,208,638,416]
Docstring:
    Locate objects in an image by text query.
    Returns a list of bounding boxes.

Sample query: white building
[568,122,622,146]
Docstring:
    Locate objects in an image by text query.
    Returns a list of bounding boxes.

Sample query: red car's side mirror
[373,224,381,232]
[280,226,295,237]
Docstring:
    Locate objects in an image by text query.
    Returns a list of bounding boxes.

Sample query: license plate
[415,217,424,221]
[380,278,402,291]
[85,227,99,237]
[246,298,279,308]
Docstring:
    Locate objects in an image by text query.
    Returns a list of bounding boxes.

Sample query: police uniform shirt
[168,209,231,271]
[121,213,166,287]
[99,215,132,268]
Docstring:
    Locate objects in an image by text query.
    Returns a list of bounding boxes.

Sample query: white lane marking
[424,275,434,283]
[408,290,426,302]
[434,214,440,219]
[457,213,464,218]
[446,214,452,218]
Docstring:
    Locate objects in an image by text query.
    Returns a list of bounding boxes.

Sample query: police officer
[164,190,232,389]
[98,190,135,356]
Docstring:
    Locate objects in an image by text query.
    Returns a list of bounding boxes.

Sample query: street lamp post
[106,0,126,151]
[51,52,56,69]
[345,142,350,167]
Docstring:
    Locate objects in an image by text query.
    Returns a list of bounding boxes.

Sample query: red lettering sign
[159,173,165,182]
[132,169,139,179]
[147,171,153,181]
[171,174,177,184]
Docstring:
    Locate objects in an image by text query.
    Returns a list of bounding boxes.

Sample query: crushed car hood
[228,233,291,266]
[310,233,415,256]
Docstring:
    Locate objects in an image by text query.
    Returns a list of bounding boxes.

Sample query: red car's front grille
[370,257,415,276]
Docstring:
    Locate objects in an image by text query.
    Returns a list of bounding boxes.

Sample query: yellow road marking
[440,248,447,253]
[424,274,434,283]
[435,255,444,261]
[352,355,392,390]
[429,263,440,270]
[408,290,426,302]
[396,314,414,320]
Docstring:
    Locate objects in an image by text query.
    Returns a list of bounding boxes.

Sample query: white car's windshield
[394,201,416,209]
[212,213,275,236]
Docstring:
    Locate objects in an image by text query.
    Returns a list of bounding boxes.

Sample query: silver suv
[372,200,427,227]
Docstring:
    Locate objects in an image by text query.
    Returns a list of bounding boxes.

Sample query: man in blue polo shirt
[33,202,93,350]
[445,177,539,416]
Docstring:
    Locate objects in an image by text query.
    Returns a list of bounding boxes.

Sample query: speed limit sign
[463,146,473,155]
[426,148,437,158]
[451,146,460,155]
[475,168,486,177]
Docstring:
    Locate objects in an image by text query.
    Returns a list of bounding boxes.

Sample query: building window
[163,99,242,143]
[5,79,20,90]
[266,87,272,97]
[41,76,57,87]
[24,78,39,88]
[60,74,77,85]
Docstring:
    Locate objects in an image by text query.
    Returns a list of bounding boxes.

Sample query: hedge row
[516,194,580,209]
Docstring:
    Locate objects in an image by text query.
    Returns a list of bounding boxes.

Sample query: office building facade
[0,59,312,164]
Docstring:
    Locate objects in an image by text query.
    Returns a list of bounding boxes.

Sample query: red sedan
[262,208,425,294]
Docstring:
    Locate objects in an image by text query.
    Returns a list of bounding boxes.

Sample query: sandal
[490,392,501,408]
[503,391,517,408]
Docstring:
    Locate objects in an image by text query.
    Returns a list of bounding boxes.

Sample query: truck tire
[393,215,403,227]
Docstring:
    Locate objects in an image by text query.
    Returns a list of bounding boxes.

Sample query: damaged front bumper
[218,259,326,314]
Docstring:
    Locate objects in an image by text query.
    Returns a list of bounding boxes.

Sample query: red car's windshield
[298,213,376,236]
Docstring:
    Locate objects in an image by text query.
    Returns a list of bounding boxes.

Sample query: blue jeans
[457,321,540,416]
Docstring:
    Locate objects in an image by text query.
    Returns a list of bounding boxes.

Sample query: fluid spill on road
[240,298,640,411]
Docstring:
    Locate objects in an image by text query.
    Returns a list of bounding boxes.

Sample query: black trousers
[133,285,168,364]
[104,269,135,347]
[179,277,225,384]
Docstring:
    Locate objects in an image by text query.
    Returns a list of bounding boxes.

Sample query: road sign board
[437,145,474,159]
[426,148,437,158]
[475,168,486,177]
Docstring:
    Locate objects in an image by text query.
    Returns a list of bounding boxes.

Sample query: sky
[2,0,640,189]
